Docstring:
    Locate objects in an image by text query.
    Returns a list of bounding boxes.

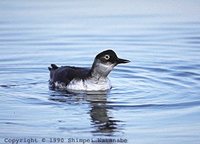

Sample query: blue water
[0,0,200,144]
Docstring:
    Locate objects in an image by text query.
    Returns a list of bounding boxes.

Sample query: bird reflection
[49,90,120,135]
[86,94,119,135]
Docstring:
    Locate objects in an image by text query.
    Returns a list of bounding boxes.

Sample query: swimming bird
[48,49,130,91]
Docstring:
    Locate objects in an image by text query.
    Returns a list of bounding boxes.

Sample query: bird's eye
[104,54,110,60]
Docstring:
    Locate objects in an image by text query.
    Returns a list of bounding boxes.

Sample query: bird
[48,49,130,92]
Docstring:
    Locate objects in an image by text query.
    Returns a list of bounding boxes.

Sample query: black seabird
[48,49,130,91]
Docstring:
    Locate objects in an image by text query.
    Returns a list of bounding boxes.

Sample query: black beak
[117,58,130,64]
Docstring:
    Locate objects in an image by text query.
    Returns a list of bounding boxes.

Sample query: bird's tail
[48,64,59,71]
[48,64,58,89]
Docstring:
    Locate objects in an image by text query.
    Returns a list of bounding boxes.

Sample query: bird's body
[49,65,111,91]
[48,50,130,92]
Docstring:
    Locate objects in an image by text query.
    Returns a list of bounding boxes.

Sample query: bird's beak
[117,58,130,64]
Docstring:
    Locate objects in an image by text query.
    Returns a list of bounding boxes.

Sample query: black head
[90,50,130,78]
[95,49,130,65]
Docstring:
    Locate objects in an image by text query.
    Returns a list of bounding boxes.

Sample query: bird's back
[48,64,90,88]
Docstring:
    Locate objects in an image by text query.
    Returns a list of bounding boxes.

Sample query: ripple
[0,82,45,89]
[172,71,200,77]
[108,100,200,110]
[171,64,200,70]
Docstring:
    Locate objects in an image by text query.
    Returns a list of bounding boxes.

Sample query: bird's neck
[90,59,114,81]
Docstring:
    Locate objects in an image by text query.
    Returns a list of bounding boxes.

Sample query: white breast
[66,78,111,91]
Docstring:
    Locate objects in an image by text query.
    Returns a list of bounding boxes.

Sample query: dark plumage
[48,64,90,88]
[48,49,130,91]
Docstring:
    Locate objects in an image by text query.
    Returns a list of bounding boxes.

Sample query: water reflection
[86,94,120,135]
[49,90,120,136]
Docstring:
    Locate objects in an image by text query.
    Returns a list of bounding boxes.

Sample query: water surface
[0,0,200,144]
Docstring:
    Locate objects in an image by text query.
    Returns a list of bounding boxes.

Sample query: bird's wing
[48,64,90,86]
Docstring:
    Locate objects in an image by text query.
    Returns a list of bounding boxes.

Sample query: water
[0,0,200,144]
